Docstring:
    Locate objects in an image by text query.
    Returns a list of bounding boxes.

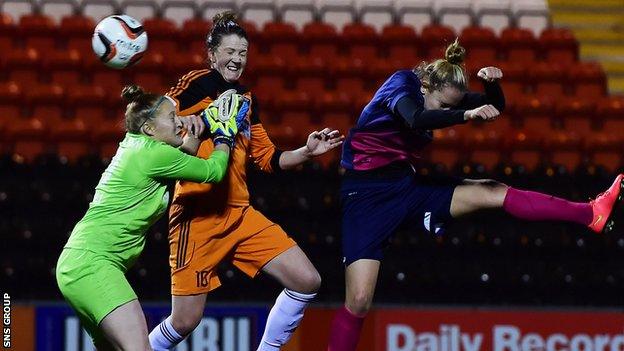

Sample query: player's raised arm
[274,128,344,170]
[457,66,505,112]
[391,39,504,130]
[120,85,239,183]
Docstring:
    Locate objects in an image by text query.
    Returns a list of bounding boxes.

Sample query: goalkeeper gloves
[200,89,241,148]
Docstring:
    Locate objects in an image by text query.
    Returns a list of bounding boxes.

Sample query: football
[91,15,148,69]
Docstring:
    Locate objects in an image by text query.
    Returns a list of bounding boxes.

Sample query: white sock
[257,289,316,351]
[149,316,185,351]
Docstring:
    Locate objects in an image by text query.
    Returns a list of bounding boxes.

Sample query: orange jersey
[167,69,281,211]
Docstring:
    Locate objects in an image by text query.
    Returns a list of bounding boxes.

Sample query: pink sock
[503,188,592,225]
[327,306,365,351]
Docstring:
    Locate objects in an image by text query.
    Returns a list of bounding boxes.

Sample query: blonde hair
[415,38,468,92]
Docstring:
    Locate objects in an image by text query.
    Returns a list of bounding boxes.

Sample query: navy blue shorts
[341,168,462,266]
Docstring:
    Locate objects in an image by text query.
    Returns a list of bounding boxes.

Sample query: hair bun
[121,85,145,103]
[212,11,238,26]
[445,38,466,65]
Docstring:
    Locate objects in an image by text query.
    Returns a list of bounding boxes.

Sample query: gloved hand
[200,89,242,148]
[234,96,250,130]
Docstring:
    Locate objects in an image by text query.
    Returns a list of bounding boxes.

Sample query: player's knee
[295,269,322,294]
[479,182,508,208]
[171,311,203,336]
[307,270,322,293]
[346,291,373,315]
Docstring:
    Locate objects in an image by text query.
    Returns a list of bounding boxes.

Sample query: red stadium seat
[143,17,178,54]
[291,56,327,92]
[330,57,367,99]
[529,62,567,98]
[315,149,341,169]
[44,49,83,88]
[495,61,529,104]
[5,118,47,162]
[316,91,353,127]
[60,15,95,52]
[0,12,11,26]
[24,84,65,123]
[5,48,41,86]
[506,130,545,171]
[514,96,556,131]
[464,63,482,92]
[353,91,374,114]
[19,14,58,51]
[584,132,623,172]
[568,62,607,98]
[263,120,298,149]
[545,130,583,171]
[267,92,314,148]
[460,26,499,65]
[168,53,205,86]
[539,28,578,64]
[315,91,357,168]
[500,27,538,63]
[50,117,90,162]
[466,106,513,133]
[180,18,211,54]
[420,24,455,60]
[368,57,413,88]
[342,22,379,62]
[107,88,126,119]
[381,24,420,62]
[239,20,260,46]
[0,12,15,52]
[302,21,340,60]
[274,90,312,123]
[253,54,287,93]
[128,52,166,93]
[94,119,125,160]
[466,129,503,170]
[263,21,300,60]
[555,97,598,137]
[83,54,124,92]
[0,81,22,122]
[66,85,108,124]
[320,114,352,142]
[598,96,624,132]
[282,113,316,137]
[252,89,277,123]
[430,128,464,170]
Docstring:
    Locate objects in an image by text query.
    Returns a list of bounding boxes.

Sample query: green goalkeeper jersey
[65,133,228,268]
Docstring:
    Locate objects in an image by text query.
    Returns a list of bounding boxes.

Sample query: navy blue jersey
[341,70,505,171]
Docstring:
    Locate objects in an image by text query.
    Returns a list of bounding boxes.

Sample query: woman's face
[145,100,184,147]
[209,34,249,82]
[422,85,465,110]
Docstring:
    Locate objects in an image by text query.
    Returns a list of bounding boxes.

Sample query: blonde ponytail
[415,38,468,92]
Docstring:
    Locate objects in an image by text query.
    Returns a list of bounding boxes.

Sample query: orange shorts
[168,205,296,295]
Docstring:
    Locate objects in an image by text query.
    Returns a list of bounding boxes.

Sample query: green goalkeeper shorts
[56,248,137,344]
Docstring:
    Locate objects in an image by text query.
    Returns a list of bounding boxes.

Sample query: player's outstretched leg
[450,175,624,234]
[258,245,321,351]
